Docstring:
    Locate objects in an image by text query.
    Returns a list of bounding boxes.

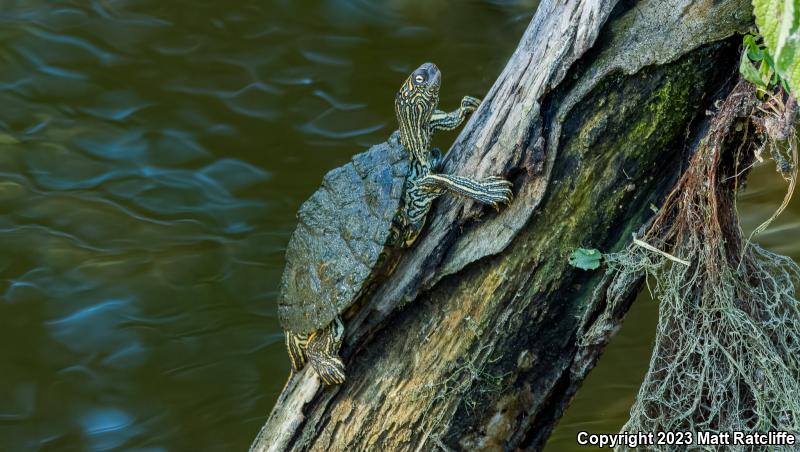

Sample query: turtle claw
[461,96,482,112]
[476,177,514,207]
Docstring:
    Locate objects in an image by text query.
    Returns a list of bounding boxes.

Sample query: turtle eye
[414,75,424,83]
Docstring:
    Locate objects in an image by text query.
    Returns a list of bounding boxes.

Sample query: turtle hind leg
[306,317,346,385]
[285,330,309,372]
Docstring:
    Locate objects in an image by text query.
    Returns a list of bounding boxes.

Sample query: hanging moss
[602,80,800,450]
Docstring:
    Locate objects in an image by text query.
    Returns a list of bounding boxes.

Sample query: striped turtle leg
[401,178,444,247]
[306,317,346,385]
[417,173,513,208]
[430,96,482,131]
[285,330,309,372]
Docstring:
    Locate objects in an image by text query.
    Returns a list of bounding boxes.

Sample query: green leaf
[753,0,800,94]
[744,34,765,60]
[760,59,774,81]
[740,49,768,87]
[568,248,603,271]
[748,46,765,61]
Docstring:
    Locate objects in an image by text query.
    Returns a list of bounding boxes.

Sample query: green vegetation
[740,33,790,93]
[753,0,800,94]
[739,1,800,240]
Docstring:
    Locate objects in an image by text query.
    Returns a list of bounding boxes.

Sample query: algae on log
[252,0,752,450]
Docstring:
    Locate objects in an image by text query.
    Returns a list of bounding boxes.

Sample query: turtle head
[397,62,441,100]
[395,62,441,151]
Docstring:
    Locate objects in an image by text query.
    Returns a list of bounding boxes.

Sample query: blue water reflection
[0,0,532,450]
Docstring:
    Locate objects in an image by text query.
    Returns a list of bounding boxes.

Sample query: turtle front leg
[399,168,512,246]
[285,330,309,372]
[306,317,346,385]
[430,96,481,132]
[417,173,513,208]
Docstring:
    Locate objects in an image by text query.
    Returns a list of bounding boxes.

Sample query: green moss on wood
[447,42,736,445]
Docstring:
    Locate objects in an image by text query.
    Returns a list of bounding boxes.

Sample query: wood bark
[252,0,753,450]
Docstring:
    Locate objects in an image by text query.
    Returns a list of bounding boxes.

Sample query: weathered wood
[252,0,752,450]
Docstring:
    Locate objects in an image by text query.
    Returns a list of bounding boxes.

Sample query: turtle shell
[278,131,408,334]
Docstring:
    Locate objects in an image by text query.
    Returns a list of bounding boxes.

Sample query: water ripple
[0,1,538,450]
[300,107,384,139]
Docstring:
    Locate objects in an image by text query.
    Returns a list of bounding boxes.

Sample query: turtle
[277,62,513,385]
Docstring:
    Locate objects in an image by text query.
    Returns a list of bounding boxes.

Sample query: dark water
[0,1,797,451]
[0,1,534,450]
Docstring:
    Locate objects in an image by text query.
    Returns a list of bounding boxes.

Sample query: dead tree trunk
[252,0,752,450]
